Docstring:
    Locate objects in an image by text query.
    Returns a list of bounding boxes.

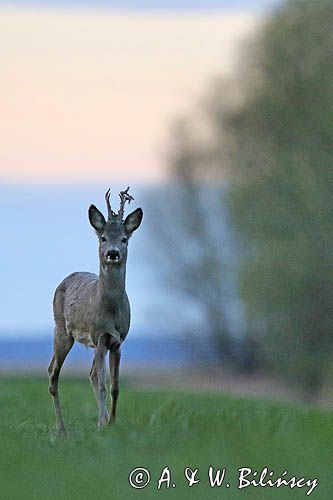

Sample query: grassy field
[0,376,331,500]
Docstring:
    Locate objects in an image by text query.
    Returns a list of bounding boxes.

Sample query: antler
[104,187,134,221]
[118,187,134,220]
[105,188,116,220]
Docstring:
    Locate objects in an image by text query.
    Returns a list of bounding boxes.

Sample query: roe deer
[48,188,143,434]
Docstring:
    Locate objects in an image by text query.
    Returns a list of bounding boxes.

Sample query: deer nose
[106,249,120,261]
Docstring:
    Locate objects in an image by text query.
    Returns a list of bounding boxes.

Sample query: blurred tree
[153,0,333,395]
[147,119,246,366]
[210,0,333,398]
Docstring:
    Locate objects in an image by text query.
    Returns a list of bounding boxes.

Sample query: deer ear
[88,205,106,234]
[124,208,143,235]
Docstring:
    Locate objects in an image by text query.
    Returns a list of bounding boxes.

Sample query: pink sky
[0,8,261,184]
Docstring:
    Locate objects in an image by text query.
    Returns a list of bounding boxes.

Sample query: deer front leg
[89,358,109,423]
[108,348,121,425]
[94,335,109,429]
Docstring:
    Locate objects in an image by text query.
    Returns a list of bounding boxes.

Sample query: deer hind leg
[93,334,109,429]
[108,348,121,425]
[48,330,74,435]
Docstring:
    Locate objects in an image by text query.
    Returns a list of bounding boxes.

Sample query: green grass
[0,376,331,500]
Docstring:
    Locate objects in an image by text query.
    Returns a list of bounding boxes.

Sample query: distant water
[0,334,219,372]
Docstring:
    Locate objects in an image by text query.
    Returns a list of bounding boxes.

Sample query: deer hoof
[108,415,116,426]
[57,426,67,437]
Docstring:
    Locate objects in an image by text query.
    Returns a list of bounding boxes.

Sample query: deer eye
[100,236,106,243]
[121,237,128,244]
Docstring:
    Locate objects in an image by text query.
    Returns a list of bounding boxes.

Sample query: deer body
[54,270,130,348]
[48,189,142,434]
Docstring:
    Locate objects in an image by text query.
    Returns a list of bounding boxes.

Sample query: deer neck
[98,262,126,304]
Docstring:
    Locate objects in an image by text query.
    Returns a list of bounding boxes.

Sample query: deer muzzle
[106,249,121,264]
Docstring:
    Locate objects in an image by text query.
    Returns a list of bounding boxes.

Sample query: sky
[0,183,212,338]
[0,4,269,185]
[0,1,278,10]
[0,1,278,336]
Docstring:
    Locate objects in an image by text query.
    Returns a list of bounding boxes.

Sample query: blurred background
[0,0,332,405]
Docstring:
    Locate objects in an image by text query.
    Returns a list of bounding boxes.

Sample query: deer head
[88,187,143,267]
